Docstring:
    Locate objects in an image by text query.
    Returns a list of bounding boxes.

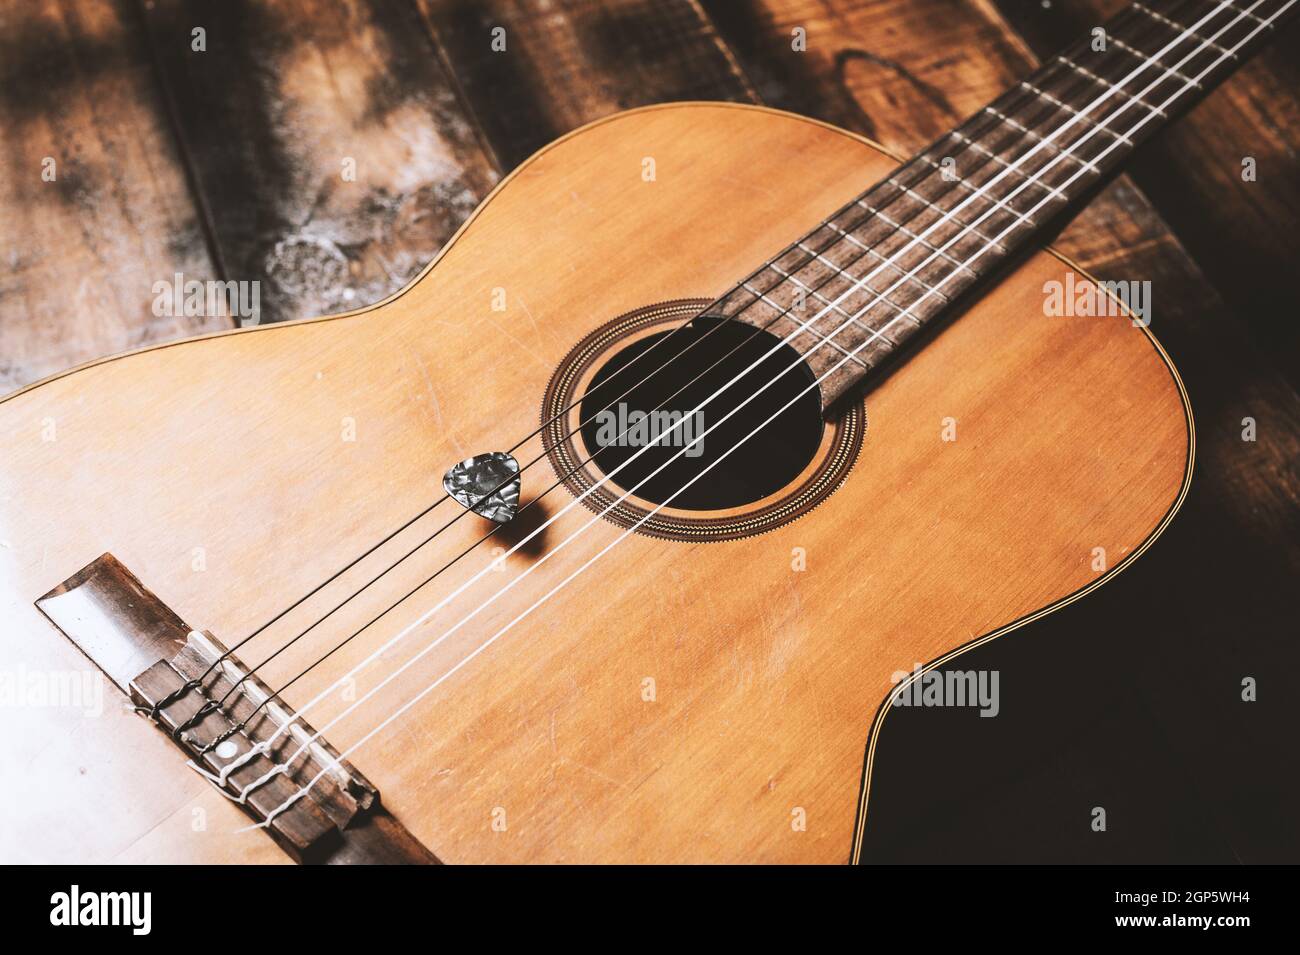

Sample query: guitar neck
[710,0,1297,409]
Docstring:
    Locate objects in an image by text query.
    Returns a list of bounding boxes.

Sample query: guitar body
[0,103,1190,864]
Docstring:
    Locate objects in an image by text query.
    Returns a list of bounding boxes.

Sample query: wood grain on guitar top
[0,103,1189,863]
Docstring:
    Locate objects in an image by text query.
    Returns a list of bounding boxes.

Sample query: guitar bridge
[130,629,379,863]
[36,553,437,864]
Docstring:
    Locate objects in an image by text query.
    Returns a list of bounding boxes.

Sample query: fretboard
[709,0,1296,408]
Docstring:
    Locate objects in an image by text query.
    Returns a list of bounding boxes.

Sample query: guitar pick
[442,452,521,524]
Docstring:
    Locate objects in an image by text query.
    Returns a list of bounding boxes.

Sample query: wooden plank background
[1,0,1296,861]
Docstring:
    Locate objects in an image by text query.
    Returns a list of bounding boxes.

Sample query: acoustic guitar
[2,0,1291,864]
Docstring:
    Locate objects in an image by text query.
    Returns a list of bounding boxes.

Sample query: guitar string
[166,0,1167,735]
[163,0,1160,729]
[238,0,1285,827]
[142,145,930,721]
[203,0,1243,798]
[148,83,1038,729]
[208,0,1253,805]
[185,53,1118,752]
[243,1,1286,824]
[169,144,985,742]
[207,0,1258,808]
[172,15,1137,745]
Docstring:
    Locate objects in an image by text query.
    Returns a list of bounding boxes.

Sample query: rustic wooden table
[2,0,1296,862]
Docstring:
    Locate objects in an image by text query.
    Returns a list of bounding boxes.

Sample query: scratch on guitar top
[716,173,779,200]
[405,342,466,457]
[519,292,571,352]
[542,711,562,787]
[485,313,551,370]
[729,643,757,693]
[562,757,629,791]
[515,294,549,346]
[764,614,805,680]
[568,190,597,215]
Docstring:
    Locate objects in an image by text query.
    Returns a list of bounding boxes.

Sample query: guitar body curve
[0,103,1190,863]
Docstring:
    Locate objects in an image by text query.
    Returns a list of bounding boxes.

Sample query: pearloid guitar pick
[442,452,521,524]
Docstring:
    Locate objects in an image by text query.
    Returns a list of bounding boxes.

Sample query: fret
[794,237,952,305]
[727,251,788,307]
[823,257,945,317]
[733,277,873,369]
[825,218,884,258]
[1183,0,1289,54]
[881,174,1029,253]
[762,263,869,324]
[838,242,953,306]
[1055,55,1169,118]
[1126,1,1260,85]
[1178,0,1264,44]
[754,244,916,342]
[911,154,1068,229]
[838,317,910,358]
[850,198,990,271]
[943,132,1069,203]
[751,252,913,346]
[746,256,908,375]
[1023,52,1163,163]
[826,282,934,338]
[926,119,1084,221]
[832,196,982,293]
[886,173,1034,228]
[840,224,989,319]
[1018,80,1136,145]
[717,222,864,321]
[1019,80,1133,147]
[1087,41,1183,111]
[854,197,1007,283]
[740,280,871,367]
[950,94,1104,198]
[729,218,941,346]
[1035,43,1163,141]
[1030,24,1182,156]
[1109,35,1205,89]
[780,240,956,330]
[761,264,904,346]
[772,234,944,334]
[800,276,924,357]
[1224,0,1275,29]
[1131,2,1240,59]
[834,213,978,289]
[981,106,1101,174]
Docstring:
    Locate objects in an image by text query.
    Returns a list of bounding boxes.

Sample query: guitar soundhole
[577,316,822,510]
[541,299,865,542]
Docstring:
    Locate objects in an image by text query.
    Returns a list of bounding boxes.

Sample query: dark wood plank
[413,0,757,168]
[139,0,500,326]
[0,0,227,393]
[701,0,1036,142]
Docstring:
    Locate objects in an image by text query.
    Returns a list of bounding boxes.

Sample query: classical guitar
[3,0,1292,864]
